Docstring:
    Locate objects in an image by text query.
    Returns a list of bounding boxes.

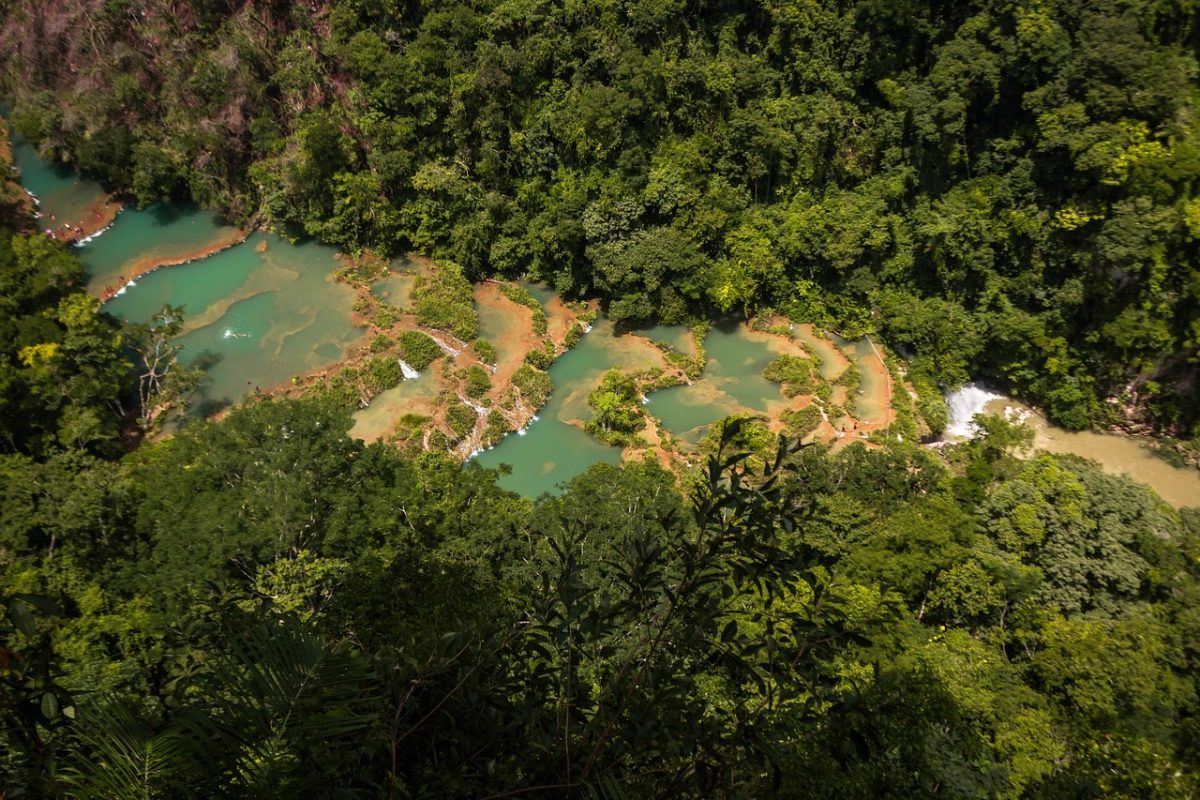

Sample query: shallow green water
[519,280,559,308]
[371,263,417,309]
[106,232,361,416]
[350,364,444,442]
[646,321,785,442]
[478,318,798,495]
[476,292,512,351]
[836,336,890,423]
[77,202,239,294]
[10,132,108,229]
[637,323,693,353]
[791,325,847,380]
[9,134,361,420]
[474,319,661,497]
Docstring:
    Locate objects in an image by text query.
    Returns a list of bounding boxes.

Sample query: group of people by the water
[36,206,104,242]
[99,275,128,301]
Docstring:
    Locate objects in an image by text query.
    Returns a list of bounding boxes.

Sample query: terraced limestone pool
[105,232,361,416]
[474,319,663,497]
[835,336,893,426]
[474,313,903,496]
[26,130,1194,508]
[645,321,789,444]
[350,362,445,442]
[77,202,243,295]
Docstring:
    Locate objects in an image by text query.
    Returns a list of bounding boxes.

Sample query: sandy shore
[38,193,123,244]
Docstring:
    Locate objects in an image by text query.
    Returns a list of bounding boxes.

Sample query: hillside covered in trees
[4,1,1200,797]
[2,223,1200,796]
[1,0,1198,434]
[0,182,1195,796]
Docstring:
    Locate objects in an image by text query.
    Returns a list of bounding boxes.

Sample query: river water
[473,320,642,496]
[78,202,241,295]
[944,384,1199,509]
[9,130,108,229]
[646,320,788,445]
[476,316,895,496]
[104,232,360,415]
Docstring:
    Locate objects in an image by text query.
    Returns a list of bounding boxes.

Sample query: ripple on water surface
[105,232,361,416]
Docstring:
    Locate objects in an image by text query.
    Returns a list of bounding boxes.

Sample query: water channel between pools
[12,139,1200,503]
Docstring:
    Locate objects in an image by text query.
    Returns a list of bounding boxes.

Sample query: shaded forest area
[2,0,1198,434]
[3,295,1200,796]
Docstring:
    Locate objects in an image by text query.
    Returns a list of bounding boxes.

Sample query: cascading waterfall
[398,360,420,380]
[943,382,1005,440]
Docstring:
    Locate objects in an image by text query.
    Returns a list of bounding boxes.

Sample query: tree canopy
[3,0,1199,432]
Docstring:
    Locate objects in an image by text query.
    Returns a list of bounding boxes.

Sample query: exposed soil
[474,282,538,391]
[545,295,576,343]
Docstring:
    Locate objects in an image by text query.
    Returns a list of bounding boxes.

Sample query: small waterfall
[943,382,1005,440]
[463,398,488,416]
[428,333,461,357]
[398,360,419,380]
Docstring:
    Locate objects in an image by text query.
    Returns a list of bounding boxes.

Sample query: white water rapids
[398,360,420,380]
[943,383,1006,440]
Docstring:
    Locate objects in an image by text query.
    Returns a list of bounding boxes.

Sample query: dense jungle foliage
[1,0,1198,434]
[4,2,1200,797]
[0,205,1199,796]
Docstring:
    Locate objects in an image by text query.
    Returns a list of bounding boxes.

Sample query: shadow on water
[190,351,224,371]
[187,351,235,418]
[192,396,234,419]
[148,200,203,226]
